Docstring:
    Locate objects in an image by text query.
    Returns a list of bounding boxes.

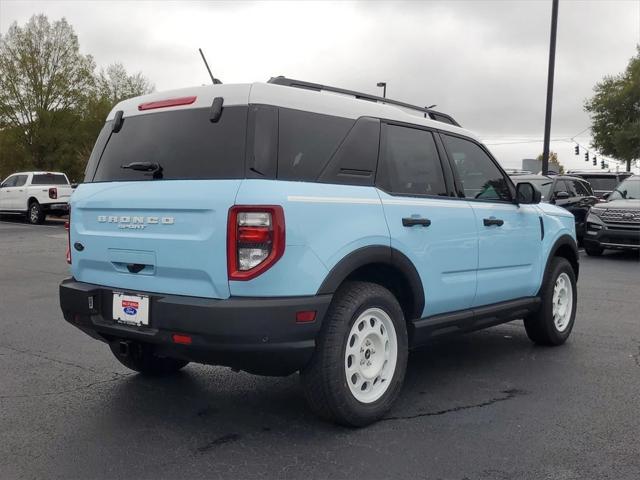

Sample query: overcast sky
[1,0,639,172]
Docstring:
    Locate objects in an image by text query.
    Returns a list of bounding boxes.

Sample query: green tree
[0,15,154,181]
[536,151,564,174]
[0,15,95,171]
[585,47,640,172]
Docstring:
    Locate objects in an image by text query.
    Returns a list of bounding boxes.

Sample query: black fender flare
[317,245,425,320]
[544,234,580,283]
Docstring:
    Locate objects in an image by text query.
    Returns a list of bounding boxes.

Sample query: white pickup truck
[0,172,73,224]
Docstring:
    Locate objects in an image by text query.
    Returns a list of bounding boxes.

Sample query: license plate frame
[112,292,150,326]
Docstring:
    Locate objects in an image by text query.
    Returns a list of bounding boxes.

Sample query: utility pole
[541,0,559,176]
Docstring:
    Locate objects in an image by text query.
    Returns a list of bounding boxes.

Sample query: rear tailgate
[70,180,241,299]
[73,86,251,299]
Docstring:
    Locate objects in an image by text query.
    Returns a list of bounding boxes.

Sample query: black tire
[585,245,604,256]
[524,257,577,346]
[27,201,45,225]
[300,281,408,427]
[109,342,189,376]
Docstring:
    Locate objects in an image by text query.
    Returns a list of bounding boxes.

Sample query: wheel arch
[317,245,425,321]
[546,234,579,281]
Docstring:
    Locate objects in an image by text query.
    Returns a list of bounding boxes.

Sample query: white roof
[108,82,479,141]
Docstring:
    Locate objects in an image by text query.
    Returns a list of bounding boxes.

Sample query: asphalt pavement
[1,217,639,479]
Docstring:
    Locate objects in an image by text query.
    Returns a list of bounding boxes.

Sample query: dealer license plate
[112,293,150,326]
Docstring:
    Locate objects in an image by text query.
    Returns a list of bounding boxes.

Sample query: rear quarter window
[89,106,248,182]
[277,108,354,182]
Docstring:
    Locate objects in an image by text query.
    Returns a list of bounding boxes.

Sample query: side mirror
[555,191,570,200]
[516,182,541,204]
[602,192,610,200]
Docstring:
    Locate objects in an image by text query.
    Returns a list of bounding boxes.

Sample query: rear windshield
[578,176,618,191]
[88,106,247,182]
[32,173,68,185]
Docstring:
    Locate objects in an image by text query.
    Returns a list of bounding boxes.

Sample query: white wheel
[344,307,398,404]
[552,272,573,332]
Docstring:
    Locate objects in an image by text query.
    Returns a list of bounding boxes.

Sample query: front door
[377,123,478,318]
[441,133,543,306]
[0,175,18,210]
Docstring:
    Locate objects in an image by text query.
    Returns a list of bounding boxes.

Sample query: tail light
[227,206,285,280]
[49,187,57,199]
[65,216,71,264]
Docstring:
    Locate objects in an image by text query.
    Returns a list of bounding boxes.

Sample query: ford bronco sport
[59,77,579,426]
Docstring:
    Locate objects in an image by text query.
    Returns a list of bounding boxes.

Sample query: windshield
[88,107,247,182]
[31,173,68,185]
[608,178,640,200]
[515,178,552,199]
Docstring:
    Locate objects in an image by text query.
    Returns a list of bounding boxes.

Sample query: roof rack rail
[267,76,461,127]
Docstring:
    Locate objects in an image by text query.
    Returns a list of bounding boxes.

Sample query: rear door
[441,133,542,306]
[377,123,477,317]
[72,103,250,299]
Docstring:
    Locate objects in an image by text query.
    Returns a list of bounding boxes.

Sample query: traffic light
[601,160,605,169]
[584,152,589,161]
[593,155,597,166]
[574,145,579,155]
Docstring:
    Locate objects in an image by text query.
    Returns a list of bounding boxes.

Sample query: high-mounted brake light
[65,217,71,264]
[227,206,285,281]
[137,96,197,111]
[49,187,57,199]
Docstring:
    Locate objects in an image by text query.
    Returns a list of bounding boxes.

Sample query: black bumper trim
[59,278,332,375]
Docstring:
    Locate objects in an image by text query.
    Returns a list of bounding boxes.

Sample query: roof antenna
[198,48,222,84]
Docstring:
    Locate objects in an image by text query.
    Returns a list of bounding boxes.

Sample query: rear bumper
[42,202,69,213]
[59,278,331,375]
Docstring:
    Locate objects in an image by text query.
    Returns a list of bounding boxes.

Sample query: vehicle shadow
[90,322,540,440]
[0,214,66,226]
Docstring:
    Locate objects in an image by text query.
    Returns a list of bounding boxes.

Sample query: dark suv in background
[584,175,640,256]
[510,174,598,242]
[567,171,633,199]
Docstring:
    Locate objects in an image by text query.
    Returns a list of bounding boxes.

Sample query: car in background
[566,171,633,200]
[584,175,640,255]
[510,174,598,242]
[0,171,73,224]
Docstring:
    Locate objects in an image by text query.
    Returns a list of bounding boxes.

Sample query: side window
[277,108,354,182]
[571,179,589,197]
[1,176,17,188]
[553,180,568,194]
[442,134,511,201]
[377,124,447,196]
[14,175,28,187]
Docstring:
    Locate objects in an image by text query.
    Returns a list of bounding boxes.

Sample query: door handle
[483,217,504,227]
[402,217,431,227]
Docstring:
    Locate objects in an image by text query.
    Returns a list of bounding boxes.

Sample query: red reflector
[296,311,316,323]
[171,333,192,345]
[238,226,271,243]
[138,96,197,111]
[64,220,71,264]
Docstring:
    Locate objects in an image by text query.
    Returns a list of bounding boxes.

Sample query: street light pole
[542,0,559,176]
[376,82,387,98]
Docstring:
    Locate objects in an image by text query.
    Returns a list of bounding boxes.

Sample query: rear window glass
[90,107,247,182]
[277,108,354,181]
[32,174,68,185]
[578,176,618,191]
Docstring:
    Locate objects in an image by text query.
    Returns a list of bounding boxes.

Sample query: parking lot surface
[1,218,639,479]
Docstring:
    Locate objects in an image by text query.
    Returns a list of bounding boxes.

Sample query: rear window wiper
[121,162,163,179]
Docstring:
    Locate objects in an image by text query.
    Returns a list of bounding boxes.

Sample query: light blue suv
[59,77,579,426]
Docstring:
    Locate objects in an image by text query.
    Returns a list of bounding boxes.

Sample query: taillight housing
[227,206,285,280]
[65,216,71,264]
[49,187,57,199]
